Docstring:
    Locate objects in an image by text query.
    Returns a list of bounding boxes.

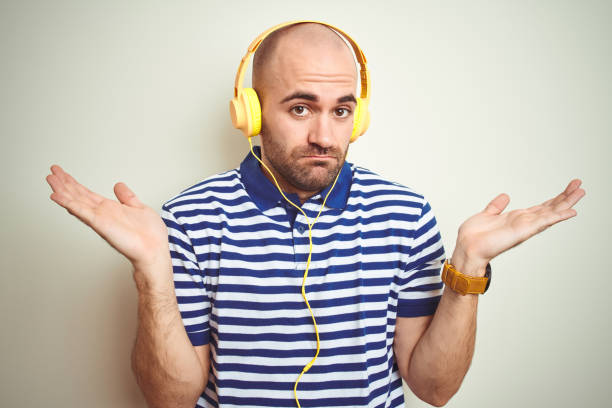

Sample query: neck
[258,161,318,205]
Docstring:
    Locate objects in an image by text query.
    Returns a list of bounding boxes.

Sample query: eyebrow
[280,92,357,104]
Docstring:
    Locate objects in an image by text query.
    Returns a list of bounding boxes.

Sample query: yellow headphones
[229,20,371,142]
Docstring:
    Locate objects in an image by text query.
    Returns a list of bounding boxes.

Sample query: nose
[307,114,334,149]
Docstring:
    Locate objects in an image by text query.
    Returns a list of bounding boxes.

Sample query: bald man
[46,22,585,408]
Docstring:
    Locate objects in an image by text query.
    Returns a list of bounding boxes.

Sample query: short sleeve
[397,200,446,318]
[161,204,211,346]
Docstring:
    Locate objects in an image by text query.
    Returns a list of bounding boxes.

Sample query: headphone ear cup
[243,88,262,137]
[230,95,247,136]
[350,98,370,142]
[230,88,262,138]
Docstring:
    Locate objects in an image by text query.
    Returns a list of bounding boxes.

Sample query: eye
[290,105,309,117]
[334,107,351,118]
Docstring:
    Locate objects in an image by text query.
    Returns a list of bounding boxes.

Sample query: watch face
[484,263,492,293]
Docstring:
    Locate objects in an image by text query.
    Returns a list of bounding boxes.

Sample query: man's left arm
[394,179,585,406]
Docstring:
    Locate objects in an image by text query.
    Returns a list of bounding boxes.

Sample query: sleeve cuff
[186,329,210,346]
[397,296,441,317]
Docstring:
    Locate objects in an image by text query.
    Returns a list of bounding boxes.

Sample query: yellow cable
[248,137,342,407]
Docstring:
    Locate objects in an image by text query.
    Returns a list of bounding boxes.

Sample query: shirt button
[297,225,305,234]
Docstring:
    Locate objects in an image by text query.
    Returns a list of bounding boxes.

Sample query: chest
[199,210,414,316]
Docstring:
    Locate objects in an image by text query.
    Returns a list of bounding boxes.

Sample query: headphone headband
[233,20,370,101]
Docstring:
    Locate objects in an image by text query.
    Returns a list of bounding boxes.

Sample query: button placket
[293,213,310,266]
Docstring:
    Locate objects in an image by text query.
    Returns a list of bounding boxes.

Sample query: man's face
[257,33,357,196]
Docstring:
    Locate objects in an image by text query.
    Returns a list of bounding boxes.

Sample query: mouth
[304,155,336,160]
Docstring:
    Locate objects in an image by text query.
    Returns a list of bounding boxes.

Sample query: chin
[297,174,337,192]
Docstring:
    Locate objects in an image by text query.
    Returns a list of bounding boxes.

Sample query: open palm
[456,179,585,269]
[46,165,169,270]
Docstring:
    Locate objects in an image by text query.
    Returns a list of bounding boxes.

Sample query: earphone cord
[248,137,343,407]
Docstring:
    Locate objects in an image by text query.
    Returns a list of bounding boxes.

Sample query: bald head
[252,23,357,100]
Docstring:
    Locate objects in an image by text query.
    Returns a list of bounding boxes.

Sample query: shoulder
[349,164,429,210]
[162,168,245,214]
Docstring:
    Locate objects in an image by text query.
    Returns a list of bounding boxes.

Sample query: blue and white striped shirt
[161,147,445,407]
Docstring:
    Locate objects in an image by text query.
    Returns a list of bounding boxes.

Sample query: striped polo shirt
[161,146,446,407]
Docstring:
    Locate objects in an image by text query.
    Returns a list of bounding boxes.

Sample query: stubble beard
[260,127,347,193]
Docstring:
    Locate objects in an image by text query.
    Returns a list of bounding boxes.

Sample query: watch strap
[442,260,491,295]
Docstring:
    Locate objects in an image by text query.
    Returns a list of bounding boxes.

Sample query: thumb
[483,193,510,215]
[114,182,144,208]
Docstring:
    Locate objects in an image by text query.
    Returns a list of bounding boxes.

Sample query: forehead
[264,28,358,100]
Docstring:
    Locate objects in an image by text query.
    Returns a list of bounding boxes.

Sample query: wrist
[132,255,175,295]
[450,245,489,278]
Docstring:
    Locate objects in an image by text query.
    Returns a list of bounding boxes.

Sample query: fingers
[50,164,77,190]
[50,191,96,224]
[49,165,103,206]
[558,208,578,221]
[555,185,585,211]
[48,165,144,210]
[47,165,104,225]
[542,179,583,207]
[47,176,96,225]
[564,179,582,194]
[46,171,70,199]
[483,193,510,215]
[542,208,578,230]
[47,174,72,206]
[530,180,584,232]
[547,179,585,211]
[114,182,144,208]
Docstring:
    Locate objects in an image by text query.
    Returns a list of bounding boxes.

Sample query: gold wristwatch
[442,260,491,295]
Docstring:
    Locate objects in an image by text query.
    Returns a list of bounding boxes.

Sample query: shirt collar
[239,146,352,212]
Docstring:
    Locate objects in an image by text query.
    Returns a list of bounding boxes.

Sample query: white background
[1,0,610,406]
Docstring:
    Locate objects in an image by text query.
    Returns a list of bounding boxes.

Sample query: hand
[452,179,585,276]
[46,165,170,272]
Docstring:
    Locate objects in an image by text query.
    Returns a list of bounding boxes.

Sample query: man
[46,22,585,408]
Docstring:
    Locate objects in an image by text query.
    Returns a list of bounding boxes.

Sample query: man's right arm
[131,260,209,408]
[45,165,208,407]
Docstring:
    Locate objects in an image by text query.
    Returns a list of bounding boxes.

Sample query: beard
[260,126,348,193]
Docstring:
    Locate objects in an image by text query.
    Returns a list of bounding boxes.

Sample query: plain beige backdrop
[1,0,610,407]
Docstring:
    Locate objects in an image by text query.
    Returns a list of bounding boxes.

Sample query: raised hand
[452,179,586,275]
[46,165,170,272]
